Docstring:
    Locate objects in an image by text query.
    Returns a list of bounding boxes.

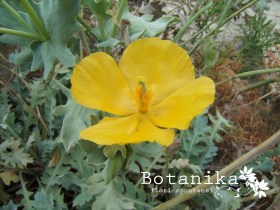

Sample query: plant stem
[77,16,98,40]
[125,197,153,209]
[214,0,233,36]
[46,150,65,192]
[189,0,258,54]
[111,0,127,37]
[239,77,280,92]
[217,67,280,85]
[20,0,49,40]
[173,2,213,43]
[184,16,219,45]
[152,129,280,210]
[77,16,91,32]
[79,30,90,56]
[0,0,31,30]
[0,27,44,41]
[96,16,107,41]
[242,187,280,202]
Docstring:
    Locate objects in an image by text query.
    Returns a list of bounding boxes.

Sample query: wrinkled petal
[119,38,195,105]
[80,114,175,146]
[71,52,136,116]
[148,77,215,130]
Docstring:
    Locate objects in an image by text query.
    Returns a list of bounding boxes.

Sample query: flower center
[134,76,153,113]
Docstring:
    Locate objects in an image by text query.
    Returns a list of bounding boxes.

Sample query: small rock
[245,8,256,17]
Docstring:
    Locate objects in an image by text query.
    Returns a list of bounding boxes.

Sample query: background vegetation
[0,0,279,209]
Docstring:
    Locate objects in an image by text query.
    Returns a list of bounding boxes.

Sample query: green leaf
[211,187,242,210]
[0,200,18,210]
[91,180,134,210]
[34,0,81,78]
[0,171,20,186]
[54,88,96,152]
[200,39,220,72]
[122,7,179,40]
[123,179,149,210]
[17,173,33,210]
[179,111,232,169]
[0,4,34,32]
[79,140,107,166]
[208,110,233,142]
[50,186,68,210]
[32,189,54,210]
[0,140,33,168]
[98,37,125,48]
[28,79,47,108]
[0,0,81,78]
[105,153,125,184]
[83,0,111,19]
[72,188,92,207]
[92,5,179,41]
[103,145,127,158]
[127,142,163,173]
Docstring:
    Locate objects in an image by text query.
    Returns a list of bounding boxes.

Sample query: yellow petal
[71,52,136,116]
[80,114,174,146]
[148,77,215,130]
[119,38,195,105]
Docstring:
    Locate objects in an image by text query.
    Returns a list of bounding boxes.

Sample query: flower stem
[217,67,280,85]
[0,0,31,30]
[110,0,127,38]
[20,0,49,40]
[152,129,280,210]
[173,2,213,43]
[0,27,44,41]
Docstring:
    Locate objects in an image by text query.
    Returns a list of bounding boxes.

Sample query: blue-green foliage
[178,111,233,169]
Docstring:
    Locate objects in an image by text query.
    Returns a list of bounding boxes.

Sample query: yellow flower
[71,38,215,146]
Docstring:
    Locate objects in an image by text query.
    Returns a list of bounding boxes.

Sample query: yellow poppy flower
[71,38,215,146]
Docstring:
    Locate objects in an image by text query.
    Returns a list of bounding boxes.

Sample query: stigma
[134,76,153,113]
